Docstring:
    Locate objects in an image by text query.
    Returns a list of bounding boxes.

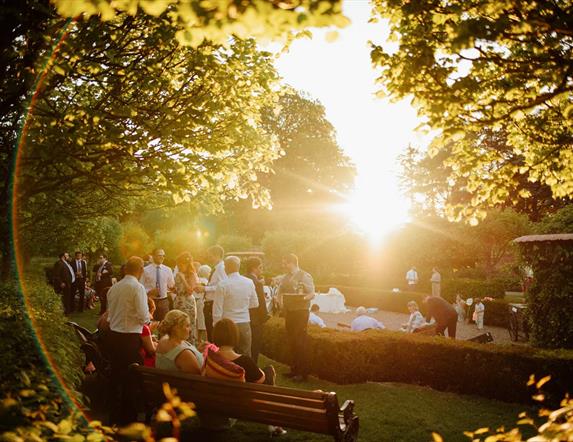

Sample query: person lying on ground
[350,306,385,332]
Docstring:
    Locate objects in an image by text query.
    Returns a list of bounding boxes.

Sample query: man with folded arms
[106,256,150,425]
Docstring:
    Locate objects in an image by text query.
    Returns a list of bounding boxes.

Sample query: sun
[337,174,410,243]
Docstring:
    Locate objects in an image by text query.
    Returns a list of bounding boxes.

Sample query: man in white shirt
[405,266,419,290]
[351,306,385,332]
[140,248,175,321]
[308,304,326,328]
[213,256,259,357]
[194,245,227,341]
[105,256,150,425]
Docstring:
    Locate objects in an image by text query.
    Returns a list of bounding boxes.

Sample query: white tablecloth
[311,288,349,313]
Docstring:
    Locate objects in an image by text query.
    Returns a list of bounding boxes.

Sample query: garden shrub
[441,278,507,299]
[262,318,573,404]
[516,232,573,349]
[0,272,91,440]
[526,253,573,349]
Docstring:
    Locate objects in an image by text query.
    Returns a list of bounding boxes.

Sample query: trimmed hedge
[441,278,507,299]
[262,317,573,404]
[317,285,512,328]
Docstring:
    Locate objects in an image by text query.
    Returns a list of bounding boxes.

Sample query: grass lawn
[68,310,537,442]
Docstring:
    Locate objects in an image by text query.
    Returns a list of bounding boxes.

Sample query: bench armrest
[340,400,354,420]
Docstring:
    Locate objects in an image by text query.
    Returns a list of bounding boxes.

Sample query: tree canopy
[215,89,356,238]
[372,0,573,223]
[51,0,349,46]
[14,9,284,261]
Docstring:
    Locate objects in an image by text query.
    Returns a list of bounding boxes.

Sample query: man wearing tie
[95,254,114,315]
[55,252,75,315]
[141,248,175,321]
[71,251,87,312]
[194,245,227,342]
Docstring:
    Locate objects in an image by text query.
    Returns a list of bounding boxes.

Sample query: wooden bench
[130,364,359,441]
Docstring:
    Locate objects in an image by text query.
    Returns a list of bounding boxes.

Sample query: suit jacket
[245,273,269,326]
[70,259,87,281]
[94,261,113,287]
[55,260,74,288]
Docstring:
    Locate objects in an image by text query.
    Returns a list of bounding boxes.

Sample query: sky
[270,0,431,239]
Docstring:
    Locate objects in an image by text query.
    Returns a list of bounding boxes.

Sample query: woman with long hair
[173,251,199,345]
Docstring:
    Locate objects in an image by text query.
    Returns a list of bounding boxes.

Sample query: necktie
[156,265,161,295]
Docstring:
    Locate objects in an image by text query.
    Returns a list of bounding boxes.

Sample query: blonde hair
[407,301,419,310]
[158,309,189,338]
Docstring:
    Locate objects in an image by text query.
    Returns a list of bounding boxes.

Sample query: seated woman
[206,319,286,436]
[155,309,203,374]
[401,301,427,333]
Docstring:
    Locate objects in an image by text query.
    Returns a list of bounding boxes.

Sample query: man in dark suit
[244,256,269,366]
[54,252,75,314]
[94,253,114,314]
[70,251,87,312]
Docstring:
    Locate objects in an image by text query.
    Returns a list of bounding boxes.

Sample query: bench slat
[140,375,330,410]
[137,366,329,399]
[131,364,359,441]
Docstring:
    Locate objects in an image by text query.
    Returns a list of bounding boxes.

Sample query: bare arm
[141,334,156,355]
[175,349,201,374]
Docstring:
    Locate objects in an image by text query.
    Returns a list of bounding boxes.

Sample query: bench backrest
[132,365,343,435]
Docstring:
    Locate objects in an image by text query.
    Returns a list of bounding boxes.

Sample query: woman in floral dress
[173,252,199,345]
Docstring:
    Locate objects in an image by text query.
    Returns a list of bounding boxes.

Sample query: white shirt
[406,269,418,284]
[141,263,175,299]
[309,312,326,328]
[431,271,441,283]
[107,275,150,333]
[406,311,426,332]
[351,315,385,332]
[213,272,259,324]
[204,260,227,301]
[474,302,485,314]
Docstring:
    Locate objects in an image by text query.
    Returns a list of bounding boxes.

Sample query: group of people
[51,251,113,315]
[59,246,315,432]
[405,266,442,296]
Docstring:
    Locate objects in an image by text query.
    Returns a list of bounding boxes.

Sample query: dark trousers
[62,283,73,315]
[436,315,458,339]
[106,330,143,425]
[72,279,85,312]
[285,309,309,376]
[96,282,110,315]
[250,322,264,366]
[204,300,214,342]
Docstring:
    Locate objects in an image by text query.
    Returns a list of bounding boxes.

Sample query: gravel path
[317,307,522,345]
